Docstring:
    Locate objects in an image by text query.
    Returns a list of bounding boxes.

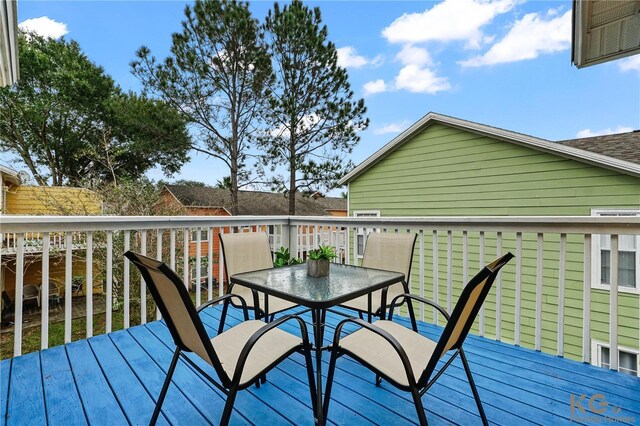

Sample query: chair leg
[150,348,180,425]
[322,349,339,420]
[302,346,317,415]
[460,349,488,426]
[220,386,239,426]
[410,386,428,426]
[217,299,230,335]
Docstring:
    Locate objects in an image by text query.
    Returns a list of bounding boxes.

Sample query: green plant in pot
[274,247,304,268]
[307,245,337,277]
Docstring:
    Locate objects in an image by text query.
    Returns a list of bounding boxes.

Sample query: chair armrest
[332,317,416,386]
[197,294,249,321]
[388,293,450,321]
[232,314,311,383]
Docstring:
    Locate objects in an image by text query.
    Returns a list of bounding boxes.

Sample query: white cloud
[374,121,411,135]
[460,10,571,67]
[337,46,383,69]
[270,114,321,139]
[395,45,432,66]
[382,0,516,49]
[19,16,68,39]
[576,126,634,138]
[394,65,451,94]
[619,55,640,73]
[363,79,388,95]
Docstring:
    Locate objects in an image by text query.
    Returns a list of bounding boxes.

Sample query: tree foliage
[261,0,368,214]
[0,33,191,186]
[131,0,271,215]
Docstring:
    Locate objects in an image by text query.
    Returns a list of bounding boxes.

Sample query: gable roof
[163,185,346,216]
[339,112,640,185]
[558,131,640,165]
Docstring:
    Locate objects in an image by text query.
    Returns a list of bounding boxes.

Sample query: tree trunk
[288,153,296,215]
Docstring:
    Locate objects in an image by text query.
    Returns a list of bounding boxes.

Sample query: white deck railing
[1,215,639,373]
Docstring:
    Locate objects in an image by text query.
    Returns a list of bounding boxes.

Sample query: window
[190,262,208,283]
[190,229,209,242]
[592,341,639,376]
[268,224,282,249]
[354,211,380,257]
[591,210,639,292]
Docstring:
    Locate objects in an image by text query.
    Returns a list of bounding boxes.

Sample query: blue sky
[16,0,640,192]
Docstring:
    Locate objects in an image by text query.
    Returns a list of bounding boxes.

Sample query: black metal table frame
[230,264,404,426]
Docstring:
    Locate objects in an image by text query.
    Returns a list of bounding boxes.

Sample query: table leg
[312,308,326,425]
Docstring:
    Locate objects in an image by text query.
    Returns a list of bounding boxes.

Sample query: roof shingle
[164,185,346,216]
[558,131,640,165]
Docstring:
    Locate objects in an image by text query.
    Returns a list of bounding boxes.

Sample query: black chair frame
[324,252,514,426]
[124,251,317,426]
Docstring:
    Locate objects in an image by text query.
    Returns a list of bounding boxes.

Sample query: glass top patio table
[230,262,405,309]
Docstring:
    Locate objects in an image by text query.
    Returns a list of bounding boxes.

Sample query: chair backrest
[124,251,228,384]
[23,284,39,298]
[220,232,274,279]
[422,252,514,382]
[362,232,417,283]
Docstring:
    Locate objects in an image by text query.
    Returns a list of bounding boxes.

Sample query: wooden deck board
[64,340,129,425]
[6,352,46,426]
[40,346,87,425]
[1,305,639,426]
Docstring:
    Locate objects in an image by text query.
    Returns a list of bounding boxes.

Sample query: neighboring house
[1,165,102,303]
[160,184,347,285]
[339,112,640,371]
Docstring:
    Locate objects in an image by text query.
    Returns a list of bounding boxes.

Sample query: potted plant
[307,245,337,277]
[274,247,304,268]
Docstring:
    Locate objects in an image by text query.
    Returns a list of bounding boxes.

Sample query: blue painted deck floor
[1,305,639,425]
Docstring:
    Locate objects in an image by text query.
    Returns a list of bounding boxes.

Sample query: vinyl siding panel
[349,123,640,363]
[5,187,101,215]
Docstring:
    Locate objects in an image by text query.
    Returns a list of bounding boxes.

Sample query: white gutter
[0,0,19,87]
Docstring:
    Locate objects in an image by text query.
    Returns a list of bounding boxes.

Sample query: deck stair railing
[1,215,638,375]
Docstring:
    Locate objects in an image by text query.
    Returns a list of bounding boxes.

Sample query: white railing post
[419,229,425,322]
[123,231,130,329]
[86,231,93,338]
[583,234,592,363]
[13,234,24,357]
[432,230,438,325]
[535,233,544,351]
[496,231,503,341]
[140,230,147,325]
[610,235,619,371]
[479,231,485,336]
[515,232,522,346]
[40,232,49,350]
[106,230,113,333]
[64,232,72,343]
[557,233,566,357]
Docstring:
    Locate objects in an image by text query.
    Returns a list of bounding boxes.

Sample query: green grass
[0,291,214,360]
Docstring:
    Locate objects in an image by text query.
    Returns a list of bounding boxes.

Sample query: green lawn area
[0,291,215,360]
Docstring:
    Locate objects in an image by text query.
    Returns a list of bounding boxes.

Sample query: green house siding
[348,123,640,362]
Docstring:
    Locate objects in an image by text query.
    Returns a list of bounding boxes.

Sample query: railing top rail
[1,214,638,235]
[0,215,291,233]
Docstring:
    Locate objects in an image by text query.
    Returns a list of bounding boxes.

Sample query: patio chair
[324,252,514,426]
[49,281,61,306]
[23,284,41,307]
[219,232,299,333]
[340,232,418,330]
[1,291,14,325]
[124,250,316,426]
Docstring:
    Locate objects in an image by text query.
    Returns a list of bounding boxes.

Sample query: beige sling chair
[324,252,514,426]
[218,232,299,334]
[340,232,419,331]
[124,251,316,426]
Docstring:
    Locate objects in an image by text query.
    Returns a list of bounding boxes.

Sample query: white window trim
[591,339,639,377]
[190,228,210,242]
[590,209,640,295]
[354,210,380,258]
